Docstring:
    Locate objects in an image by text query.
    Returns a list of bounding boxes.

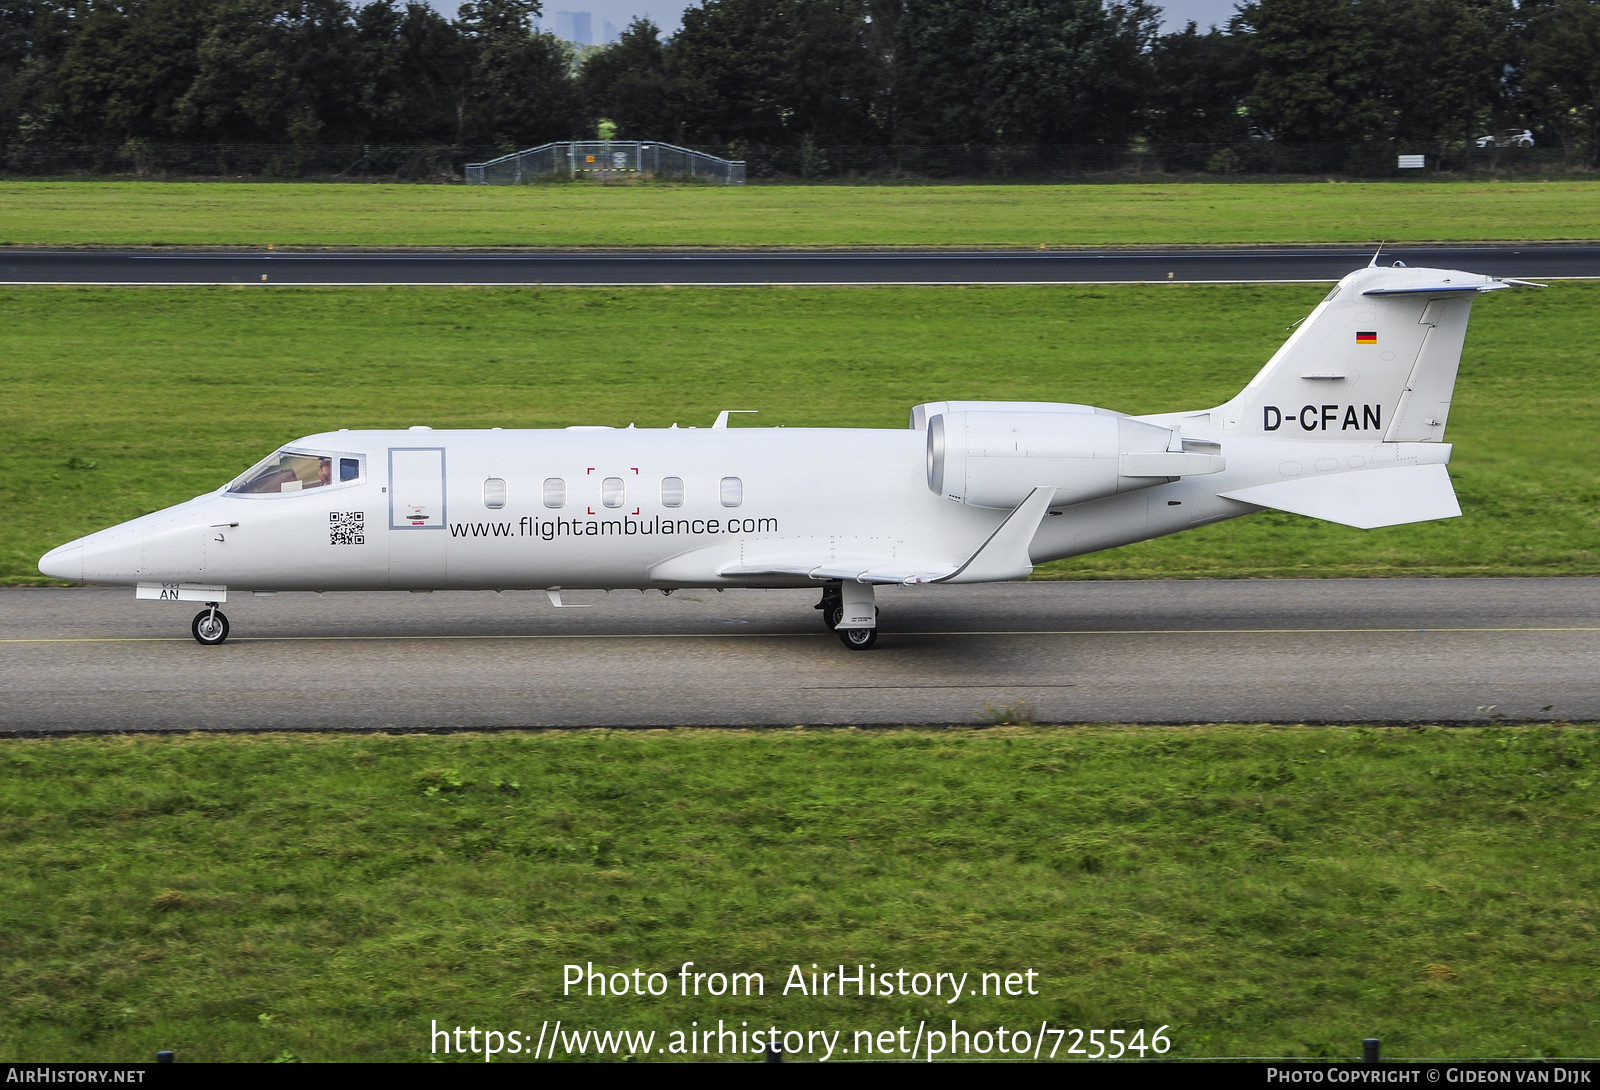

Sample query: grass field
[2,180,1599,248]
[2,726,1596,1062]
[3,281,1596,585]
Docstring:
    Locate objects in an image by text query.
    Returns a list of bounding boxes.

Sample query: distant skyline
[425,1,1244,37]
[1153,0,1242,31]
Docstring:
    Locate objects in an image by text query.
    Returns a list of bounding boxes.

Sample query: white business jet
[39,262,1536,649]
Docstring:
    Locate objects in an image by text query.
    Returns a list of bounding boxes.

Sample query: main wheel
[192,607,229,646]
[818,589,842,629]
[838,626,877,650]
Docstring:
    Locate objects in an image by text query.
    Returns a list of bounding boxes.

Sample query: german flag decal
[1356,331,1378,345]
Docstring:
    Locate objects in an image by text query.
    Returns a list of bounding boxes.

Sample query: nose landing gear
[192,604,229,645]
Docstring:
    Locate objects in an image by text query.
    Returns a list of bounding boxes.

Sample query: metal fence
[466,141,746,185]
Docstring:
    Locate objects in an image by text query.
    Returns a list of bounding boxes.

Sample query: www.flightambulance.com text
[429,962,1172,1061]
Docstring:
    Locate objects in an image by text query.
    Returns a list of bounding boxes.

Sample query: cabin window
[602,477,625,508]
[542,477,566,508]
[661,476,685,507]
[483,478,507,509]
[720,476,743,507]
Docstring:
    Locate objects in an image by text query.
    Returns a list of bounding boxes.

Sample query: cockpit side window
[228,450,364,494]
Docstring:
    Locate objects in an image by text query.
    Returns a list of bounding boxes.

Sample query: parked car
[1476,129,1535,149]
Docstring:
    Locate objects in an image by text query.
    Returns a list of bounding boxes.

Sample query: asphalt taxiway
[3,244,1597,285]
[3,579,1595,732]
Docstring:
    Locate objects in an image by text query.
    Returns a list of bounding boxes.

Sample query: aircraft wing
[718,557,954,585]
[719,486,1059,586]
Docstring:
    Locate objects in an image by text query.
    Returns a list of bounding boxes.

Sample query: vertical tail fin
[1221,265,1526,442]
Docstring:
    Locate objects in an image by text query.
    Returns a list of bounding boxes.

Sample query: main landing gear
[815,580,879,650]
[838,625,877,650]
[191,603,229,646]
[816,584,842,629]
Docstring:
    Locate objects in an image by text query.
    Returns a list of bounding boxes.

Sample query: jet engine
[917,403,1224,509]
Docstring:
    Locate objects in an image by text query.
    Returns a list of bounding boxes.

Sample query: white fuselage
[39,419,1441,594]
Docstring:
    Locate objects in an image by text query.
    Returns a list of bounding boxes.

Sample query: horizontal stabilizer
[1220,463,1459,529]
[1362,277,1541,296]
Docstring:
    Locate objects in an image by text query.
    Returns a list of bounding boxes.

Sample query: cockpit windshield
[228,449,363,494]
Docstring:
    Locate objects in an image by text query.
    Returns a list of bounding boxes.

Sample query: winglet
[936,486,1056,584]
[1367,242,1385,268]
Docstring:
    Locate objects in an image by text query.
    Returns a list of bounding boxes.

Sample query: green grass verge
[4,282,1596,584]
[2,726,1596,1061]
[1,180,1599,247]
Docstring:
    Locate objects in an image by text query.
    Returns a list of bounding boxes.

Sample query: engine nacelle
[909,400,1097,430]
[924,406,1224,509]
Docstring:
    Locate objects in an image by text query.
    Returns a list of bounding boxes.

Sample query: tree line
[2,0,1597,167]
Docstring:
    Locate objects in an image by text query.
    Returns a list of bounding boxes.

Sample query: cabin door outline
[388,446,447,588]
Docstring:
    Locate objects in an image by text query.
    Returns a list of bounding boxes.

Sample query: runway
[2,244,1597,285]
[3,580,1596,732]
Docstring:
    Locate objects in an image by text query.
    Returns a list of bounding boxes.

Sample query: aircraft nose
[40,524,149,584]
[39,542,84,581]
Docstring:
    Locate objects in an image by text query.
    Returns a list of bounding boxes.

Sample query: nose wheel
[192,605,229,646]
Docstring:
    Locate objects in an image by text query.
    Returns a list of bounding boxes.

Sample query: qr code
[330,511,365,545]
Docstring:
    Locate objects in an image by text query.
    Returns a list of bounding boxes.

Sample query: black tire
[192,608,229,646]
[838,626,877,650]
[818,588,842,628]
